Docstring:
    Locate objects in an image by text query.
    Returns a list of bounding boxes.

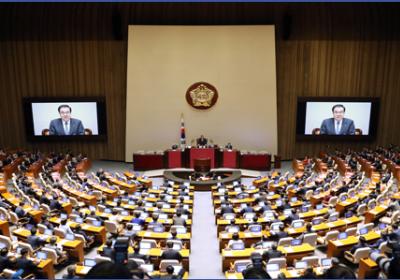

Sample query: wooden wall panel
[0,3,400,161]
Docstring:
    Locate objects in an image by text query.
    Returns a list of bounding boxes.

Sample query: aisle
[189,191,225,279]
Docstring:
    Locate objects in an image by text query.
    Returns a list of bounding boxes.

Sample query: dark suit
[103,247,116,261]
[87,214,102,221]
[49,118,85,135]
[198,138,207,145]
[161,249,182,260]
[349,242,368,254]
[50,199,62,211]
[27,235,46,250]
[320,118,355,135]
[73,229,92,242]
[160,274,177,279]
[173,217,186,227]
[40,220,54,230]
[15,206,27,219]
[129,252,149,262]
[263,249,282,260]
[389,228,400,242]
[15,256,39,278]
[241,207,255,215]
[285,214,299,224]
[62,274,80,279]
[370,237,389,249]
[40,195,50,205]
[270,231,289,242]
[221,206,235,215]
[0,255,16,272]
[225,145,233,149]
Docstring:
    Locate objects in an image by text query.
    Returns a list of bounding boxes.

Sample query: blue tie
[336,122,340,135]
[65,122,69,135]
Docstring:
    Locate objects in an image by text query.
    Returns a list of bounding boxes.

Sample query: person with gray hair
[62,265,79,279]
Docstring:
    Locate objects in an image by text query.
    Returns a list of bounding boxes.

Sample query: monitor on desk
[338,232,348,240]
[168,181,175,186]
[351,192,355,198]
[266,263,280,272]
[104,208,112,214]
[0,214,4,221]
[321,258,332,267]
[140,242,152,250]
[293,222,303,229]
[275,200,283,206]
[324,186,329,192]
[87,191,93,196]
[140,264,154,273]
[165,195,173,201]
[171,265,183,275]
[379,223,386,230]
[84,259,97,267]
[253,193,260,198]
[218,188,225,193]
[233,182,239,186]
[25,224,34,231]
[257,176,262,180]
[291,239,302,246]
[236,264,247,273]
[44,229,53,236]
[60,213,68,219]
[140,213,149,219]
[175,227,187,234]
[295,260,307,270]
[153,227,164,233]
[172,243,182,251]
[314,190,320,195]
[66,234,75,241]
[316,204,323,210]
[134,192,141,197]
[16,247,23,255]
[360,228,369,235]
[62,197,69,203]
[0,242,7,249]
[345,212,353,219]
[75,217,84,224]
[291,197,298,203]
[268,191,275,196]
[293,185,298,190]
[92,221,101,227]
[158,214,168,220]
[224,214,235,221]
[89,205,96,212]
[283,209,292,216]
[341,196,346,202]
[370,203,375,209]
[133,225,142,231]
[329,216,338,222]
[250,225,262,232]
[121,211,129,216]
[227,227,240,234]
[167,187,174,193]
[162,204,171,209]
[244,213,255,220]
[145,202,154,208]
[128,200,135,205]
[151,186,159,190]
[258,202,265,207]
[312,218,322,225]
[183,204,190,210]
[234,187,241,192]
[301,207,308,213]
[232,243,245,250]
[237,195,244,200]
[36,251,47,261]
[110,186,115,191]
[262,241,274,249]
[113,198,119,203]
[272,224,280,231]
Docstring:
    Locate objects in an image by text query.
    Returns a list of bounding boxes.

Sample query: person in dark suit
[285,209,299,225]
[389,223,400,242]
[382,170,391,183]
[40,214,54,230]
[149,214,164,228]
[221,202,235,215]
[15,202,30,223]
[103,240,116,261]
[278,198,292,211]
[62,265,80,279]
[161,241,182,261]
[198,135,207,146]
[73,224,94,244]
[348,236,368,254]
[176,204,191,215]
[154,204,166,215]
[351,198,364,214]
[369,230,389,249]
[0,248,16,272]
[49,105,85,135]
[270,224,289,242]
[15,248,41,278]
[27,228,46,250]
[173,212,187,227]
[172,144,178,150]
[320,104,355,135]
[337,181,349,194]
[252,234,269,248]
[225,143,233,149]
[160,265,178,279]
[262,242,282,260]
[39,193,50,206]
[50,196,63,212]
[129,245,149,262]
[167,230,185,246]
[241,202,255,215]
[87,210,102,222]
[134,200,147,212]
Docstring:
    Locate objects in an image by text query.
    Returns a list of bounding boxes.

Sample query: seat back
[357,204,367,216]
[141,239,158,249]
[346,227,357,236]
[41,248,58,265]
[301,256,319,266]
[92,191,102,201]
[18,242,34,256]
[86,217,96,225]
[69,214,79,222]
[328,196,338,206]
[104,221,119,234]
[54,228,66,238]
[0,236,13,250]
[129,258,145,265]
[277,237,293,247]
[0,207,10,220]
[97,205,105,213]
[9,212,20,225]
[305,190,314,201]
[75,234,87,248]
[268,258,286,269]
[378,242,389,253]
[353,247,371,264]
[3,269,16,278]
[160,259,179,271]
[329,212,339,220]
[324,230,339,245]
[95,255,112,263]
[69,197,79,208]
[363,223,374,232]
[303,233,318,247]
[37,224,47,234]
[392,210,400,223]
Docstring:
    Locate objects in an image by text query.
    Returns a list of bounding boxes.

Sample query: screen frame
[22,97,107,141]
[296,96,380,141]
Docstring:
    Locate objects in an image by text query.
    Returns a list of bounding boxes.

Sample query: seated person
[241,202,255,215]
[299,266,317,279]
[122,224,137,245]
[45,237,69,263]
[154,203,166,215]
[134,200,147,212]
[322,191,335,205]
[62,265,80,279]
[40,214,54,230]
[149,213,164,228]
[130,212,145,226]
[108,209,124,231]
[389,222,400,242]
[157,194,168,204]
[270,224,289,242]
[252,234,269,248]
[167,230,185,246]
[298,223,316,240]
[173,212,187,227]
[73,224,95,244]
[262,242,282,260]
[71,206,85,219]
[161,241,182,261]
[129,244,150,262]
[285,209,299,225]
[114,200,124,211]
[172,144,178,150]
[50,196,63,212]
[370,230,389,249]
[0,247,16,271]
[87,210,102,222]
[176,204,191,215]
[198,135,207,147]
[225,143,233,149]
[323,204,336,219]
[103,240,116,261]
[15,248,41,278]
[225,219,238,232]
[278,198,292,211]
[347,236,368,255]
[227,233,243,248]
[15,202,31,223]
[99,196,110,208]
[221,202,235,215]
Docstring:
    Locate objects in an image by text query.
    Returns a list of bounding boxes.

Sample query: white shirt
[227,240,243,248]
[59,224,74,235]
[63,120,71,135]
[335,120,342,134]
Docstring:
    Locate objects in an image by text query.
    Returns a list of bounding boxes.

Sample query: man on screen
[320,104,355,135]
[49,105,85,135]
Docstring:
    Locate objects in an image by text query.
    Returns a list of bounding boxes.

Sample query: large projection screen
[125,26,278,162]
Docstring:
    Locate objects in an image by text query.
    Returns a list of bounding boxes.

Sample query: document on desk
[224,250,233,256]
[381,205,388,209]
[251,232,262,236]
[55,218,61,223]
[80,267,92,274]
[342,219,352,224]
[333,240,343,246]
[288,270,300,277]
[14,228,24,233]
[288,228,297,234]
[244,232,252,238]
[326,223,335,227]
[82,225,90,229]
[67,221,74,226]
[144,231,152,237]
[285,247,294,253]
[370,210,378,215]
[101,213,108,217]
[58,239,69,246]
[227,274,238,279]
[221,233,229,239]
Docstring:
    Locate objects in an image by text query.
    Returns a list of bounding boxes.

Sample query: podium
[274,155,282,169]
[194,158,211,173]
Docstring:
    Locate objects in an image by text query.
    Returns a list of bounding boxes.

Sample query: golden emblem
[189,84,215,107]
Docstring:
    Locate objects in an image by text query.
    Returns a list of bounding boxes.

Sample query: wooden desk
[28,158,46,178]
[134,154,165,171]
[327,231,381,257]
[313,158,327,175]
[358,257,380,279]
[76,158,92,173]
[335,198,358,215]
[380,155,400,183]
[365,205,388,224]
[138,231,192,250]
[356,157,375,178]
[97,245,191,272]
[2,193,43,223]
[240,154,271,171]
[53,158,70,176]
[12,227,85,262]
[61,185,96,206]
[292,160,304,175]
[0,220,10,237]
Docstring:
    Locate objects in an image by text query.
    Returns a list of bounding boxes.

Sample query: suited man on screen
[198,135,207,146]
[320,104,355,135]
[49,105,85,135]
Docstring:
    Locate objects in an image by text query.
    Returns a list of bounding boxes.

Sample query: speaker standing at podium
[225,143,233,149]
[198,135,207,147]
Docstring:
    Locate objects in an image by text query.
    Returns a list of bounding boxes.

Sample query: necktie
[336,122,340,135]
[65,122,69,135]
